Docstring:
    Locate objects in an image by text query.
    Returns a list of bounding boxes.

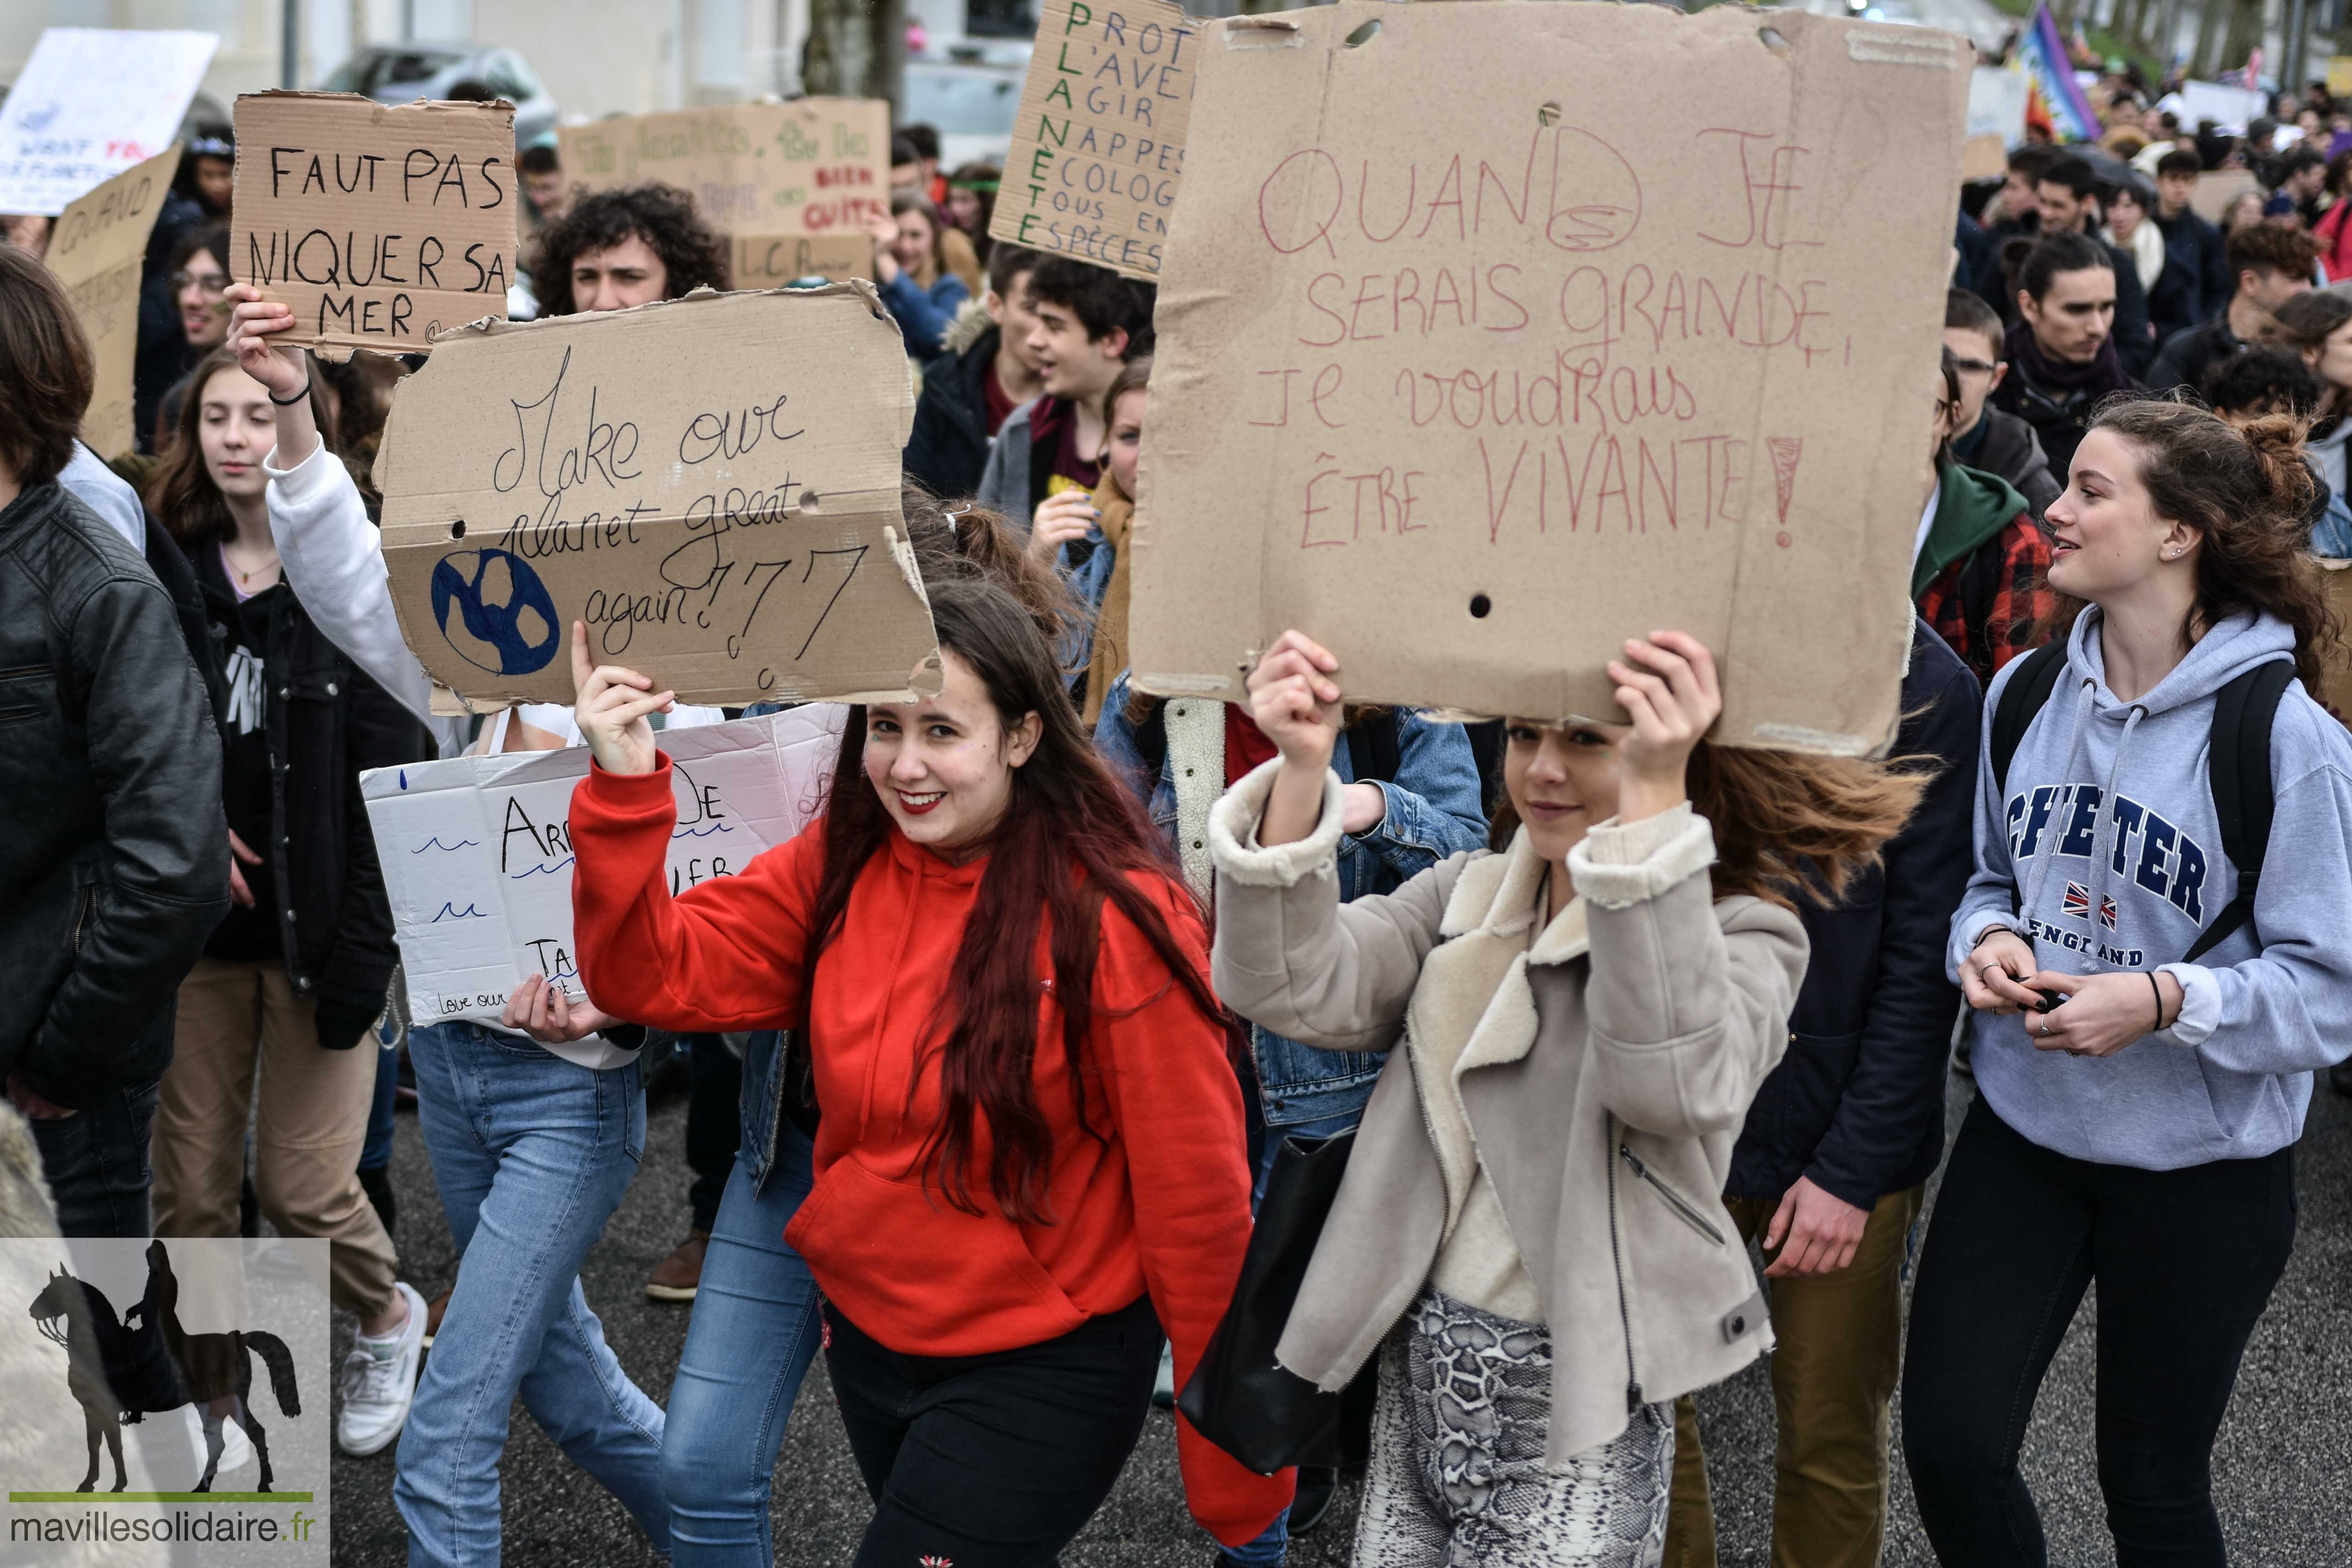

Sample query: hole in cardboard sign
[1538,102,1562,128]
[450,520,466,539]
[798,491,822,513]
[1757,25,1790,54]
[1344,19,1382,48]
[1469,594,1493,619]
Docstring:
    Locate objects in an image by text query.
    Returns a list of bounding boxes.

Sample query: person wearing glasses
[1914,346,2056,687]
[135,225,230,454]
[1944,289,2061,521]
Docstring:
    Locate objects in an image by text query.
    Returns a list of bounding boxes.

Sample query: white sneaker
[337,1280,427,1456]
[182,1404,255,1475]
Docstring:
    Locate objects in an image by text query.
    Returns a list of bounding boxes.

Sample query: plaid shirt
[1916,514,2054,688]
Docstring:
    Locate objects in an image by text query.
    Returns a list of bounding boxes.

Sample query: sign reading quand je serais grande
[374,283,941,708]
[231,91,517,359]
[1130,4,1966,754]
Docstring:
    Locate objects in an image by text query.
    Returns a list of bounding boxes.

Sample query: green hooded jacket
[1911,458,2030,599]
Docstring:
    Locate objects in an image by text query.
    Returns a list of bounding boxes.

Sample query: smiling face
[862,651,1041,857]
[891,207,935,273]
[569,233,668,313]
[1025,294,1126,402]
[2045,427,2198,601]
[1503,718,1633,865]
[197,364,276,504]
[177,242,230,348]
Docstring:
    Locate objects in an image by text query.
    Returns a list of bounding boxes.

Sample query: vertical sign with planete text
[990,0,1198,281]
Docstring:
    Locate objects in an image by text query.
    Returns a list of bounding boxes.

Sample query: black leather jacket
[0,482,230,1107]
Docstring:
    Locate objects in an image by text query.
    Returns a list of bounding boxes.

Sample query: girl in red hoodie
[566,578,1291,1564]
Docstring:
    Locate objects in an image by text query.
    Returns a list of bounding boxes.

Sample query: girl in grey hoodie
[1905,400,2352,1568]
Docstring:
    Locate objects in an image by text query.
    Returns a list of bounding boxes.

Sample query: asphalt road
[325,1067,2352,1567]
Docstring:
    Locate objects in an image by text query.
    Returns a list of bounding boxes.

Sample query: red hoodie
[569,758,1291,1546]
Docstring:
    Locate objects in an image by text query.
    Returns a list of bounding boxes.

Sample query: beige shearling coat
[1208,760,1805,1466]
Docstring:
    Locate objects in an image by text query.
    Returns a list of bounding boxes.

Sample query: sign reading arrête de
[231,91,517,359]
[990,0,1198,281]
[1128,4,1966,754]
[374,283,940,708]
[557,101,890,236]
[46,147,181,458]
[363,709,842,1025]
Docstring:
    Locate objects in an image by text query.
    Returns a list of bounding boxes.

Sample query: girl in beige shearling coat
[1211,630,1918,1568]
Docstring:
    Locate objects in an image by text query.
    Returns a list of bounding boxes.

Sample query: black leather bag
[1177,1129,1374,1475]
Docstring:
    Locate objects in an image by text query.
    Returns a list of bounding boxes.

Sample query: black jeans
[1902,1096,2296,1568]
[30,1074,162,1238]
[823,1293,1162,1568]
[684,1034,741,1232]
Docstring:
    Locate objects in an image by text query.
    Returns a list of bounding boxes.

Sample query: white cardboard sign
[0,28,220,214]
[362,710,842,1024]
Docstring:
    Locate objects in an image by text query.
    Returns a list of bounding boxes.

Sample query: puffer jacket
[0,482,229,1106]
[1210,762,1802,1464]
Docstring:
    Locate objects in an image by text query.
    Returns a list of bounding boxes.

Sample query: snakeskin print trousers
[1351,1288,1675,1568]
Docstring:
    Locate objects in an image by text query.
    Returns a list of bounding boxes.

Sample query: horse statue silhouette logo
[26,1240,301,1493]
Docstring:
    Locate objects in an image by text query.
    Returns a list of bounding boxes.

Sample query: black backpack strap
[1989,640,2070,796]
[1344,711,1403,786]
[2183,660,2292,963]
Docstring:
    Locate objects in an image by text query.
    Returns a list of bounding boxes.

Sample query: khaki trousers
[1662,1183,1925,1568]
[153,955,397,1319]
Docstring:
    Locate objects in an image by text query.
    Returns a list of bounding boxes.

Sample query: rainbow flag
[2015,1,2102,142]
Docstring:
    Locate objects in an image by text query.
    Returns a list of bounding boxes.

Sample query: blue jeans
[394,1022,668,1567]
[662,1122,824,1566]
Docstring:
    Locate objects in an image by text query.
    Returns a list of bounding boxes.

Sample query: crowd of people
[4,54,2352,1568]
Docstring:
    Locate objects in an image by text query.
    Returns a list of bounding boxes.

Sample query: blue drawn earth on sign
[430,549,561,676]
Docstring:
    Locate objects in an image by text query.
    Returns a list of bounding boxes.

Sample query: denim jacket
[1094,669,1488,1127]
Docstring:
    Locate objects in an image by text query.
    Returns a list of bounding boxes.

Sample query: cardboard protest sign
[2189,168,2260,224]
[990,0,1198,281]
[0,28,218,214]
[375,282,939,707]
[557,101,890,235]
[46,147,180,458]
[2320,559,2352,720]
[732,232,873,286]
[230,91,517,359]
[1129,5,1965,753]
[363,710,842,1023]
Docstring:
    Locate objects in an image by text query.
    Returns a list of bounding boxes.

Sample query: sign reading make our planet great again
[231,91,516,358]
[374,283,941,709]
[990,0,1197,281]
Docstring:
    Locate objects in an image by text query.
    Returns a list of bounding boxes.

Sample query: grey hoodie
[1948,610,2352,1169]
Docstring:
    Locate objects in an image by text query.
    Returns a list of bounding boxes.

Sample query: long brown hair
[146,347,336,547]
[2065,396,2347,694]
[804,577,1220,1224]
[1490,739,1926,910]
